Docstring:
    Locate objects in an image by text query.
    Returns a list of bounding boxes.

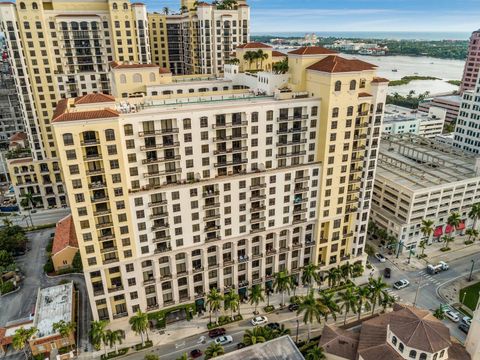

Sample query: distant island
[251,35,468,60]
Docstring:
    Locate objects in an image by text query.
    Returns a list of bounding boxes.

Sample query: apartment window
[63,133,74,146]
[332,108,339,118]
[124,124,133,136]
[183,118,191,130]
[335,81,342,92]
[72,179,82,189]
[126,140,135,149]
[66,150,76,160]
[184,133,192,142]
[200,117,208,128]
[105,129,115,141]
[107,145,117,155]
[69,165,79,175]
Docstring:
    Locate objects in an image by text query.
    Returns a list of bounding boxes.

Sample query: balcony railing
[277,127,307,134]
[138,128,179,137]
[276,151,307,159]
[214,159,248,167]
[277,114,308,122]
[214,146,248,155]
[142,155,181,165]
[212,121,248,129]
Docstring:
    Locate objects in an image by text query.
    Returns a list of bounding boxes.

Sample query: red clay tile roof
[288,46,337,55]
[307,55,377,73]
[237,42,272,49]
[272,50,287,57]
[74,93,115,105]
[319,325,360,360]
[159,67,171,74]
[110,61,159,69]
[8,157,33,165]
[52,109,119,123]
[372,77,390,83]
[359,92,373,97]
[52,99,69,121]
[52,215,78,255]
[10,132,27,142]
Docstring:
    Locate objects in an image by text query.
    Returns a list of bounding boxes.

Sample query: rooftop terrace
[377,134,479,191]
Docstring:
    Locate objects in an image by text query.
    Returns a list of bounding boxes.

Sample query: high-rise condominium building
[50,47,387,321]
[148,0,250,75]
[0,0,151,209]
[461,29,480,93]
[453,76,480,154]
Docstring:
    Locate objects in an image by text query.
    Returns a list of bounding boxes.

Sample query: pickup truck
[426,261,449,275]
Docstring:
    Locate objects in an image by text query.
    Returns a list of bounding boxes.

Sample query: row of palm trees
[243,49,269,71]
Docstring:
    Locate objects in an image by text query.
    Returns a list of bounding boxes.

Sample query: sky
[143,0,480,34]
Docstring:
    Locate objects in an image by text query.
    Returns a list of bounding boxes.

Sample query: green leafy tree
[205,342,225,359]
[224,291,240,319]
[129,310,149,347]
[248,285,265,314]
[162,7,169,14]
[256,49,269,69]
[71,252,83,272]
[466,228,479,242]
[175,354,187,360]
[243,327,266,346]
[12,327,37,360]
[90,320,107,351]
[272,58,288,74]
[433,306,446,320]
[326,267,341,287]
[297,290,325,340]
[368,277,388,316]
[305,346,326,360]
[0,250,14,268]
[355,286,371,320]
[20,192,36,227]
[0,224,27,254]
[273,271,292,307]
[469,203,480,230]
[301,263,319,290]
[381,294,396,311]
[272,324,290,338]
[418,240,427,257]
[442,235,454,250]
[339,287,358,325]
[206,288,224,324]
[145,354,160,360]
[104,329,123,354]
[243,51,257,70]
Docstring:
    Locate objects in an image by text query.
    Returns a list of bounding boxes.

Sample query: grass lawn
[460,281,480,311]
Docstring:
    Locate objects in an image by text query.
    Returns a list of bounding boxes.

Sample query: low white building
[371,134,480,251]
[435,133,454,146]
[382,105,446,139]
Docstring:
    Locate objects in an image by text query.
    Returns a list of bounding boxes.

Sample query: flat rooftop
[377,134,479,191]
[431,94,462,104]
[33,283,73,338]
[384,104,441,124]
[215,335,304,360]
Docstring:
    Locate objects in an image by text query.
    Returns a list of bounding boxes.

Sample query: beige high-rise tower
[466,298,480,360]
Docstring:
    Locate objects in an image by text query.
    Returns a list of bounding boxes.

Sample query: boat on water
[392,69,398,72]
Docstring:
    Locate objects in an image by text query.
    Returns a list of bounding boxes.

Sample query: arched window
[347,106,354,116]
[332,107,339,118]
[32,2,38,9]
[60,22,68,30]
[360,79,366,88]
[105,129,115,141]
[123,2,128,9]
[63,133,74,146]
[409,350,417,359]
[71,22,79,30]
[433,354,438,360]
[112,2,118,10]
[132,73,142,83]
[440,350,445,357]
[399,343,404,353]
[80,21,88,30]
[119,74,127,84]
[124,124,133,136]
[334,80,342,92]
[350,80,357,91]
[149,72,156,82]
[19,2,26,10]
[159,256,169,264]
[419,353,427,360]
[391,336,397,346]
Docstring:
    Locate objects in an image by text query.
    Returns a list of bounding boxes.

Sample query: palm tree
[243,51,257,70]
[418,240,427,257]
[368,277,388,316]
[433,305,446,320]
[272,324,290,338]
[129,310,149,347]
[52,320,76,350]
[297,290,322,341]
[339,287,358,325]
[355,286,371,320]
[339,263,353,282]
[442,235,454,250]
[105,329,123,354]
[90,320,108,351]
[317,291,338,322]
[20,192,36,227]
[12,327,37,360]
[381,294,396,311]
[272,58,288,74]
[305,346,326,360]
[206,288,224,324]
[326,267,341,287]
[205,342,225,359]
[180,5,188,13]
[243,327,266,346]
[273,271,292,307]
[248,285,265,315]
[301,263,319,290]
[256,49,268,69]
[224,291,240,319]
[469,203,480,230]
[466,228,479,242]
[420,219,434,244]
[162,6,170,14]
[447,212,462,235]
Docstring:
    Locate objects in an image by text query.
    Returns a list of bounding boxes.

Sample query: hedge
[134,340,153,351]
[207,315,243,329]
[0,281,15,295]
[263,305,275,313]
[100,348,129,360]
[147,303,197,329]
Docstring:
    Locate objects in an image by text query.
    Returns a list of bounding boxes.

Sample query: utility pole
[468,259,475,282]
[413,276,423,307]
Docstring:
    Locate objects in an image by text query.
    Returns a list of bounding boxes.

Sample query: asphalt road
[370,252,480,343]
[5,208,71,227]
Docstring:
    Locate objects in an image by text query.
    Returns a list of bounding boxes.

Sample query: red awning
[456,221,465,230]
[433,226,443,237]
[445,224,454,233]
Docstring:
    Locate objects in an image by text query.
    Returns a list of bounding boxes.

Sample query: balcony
[250,206,266,213]
[205,235,221,243]
[140,142,180,151]
[208,263,219,270]
[203,213,220,221]
[250,194,267,201]
[276,151,307,159]
[97,222,113,229]
[250,227,266,234]
[204,224,220,232]
[252,253,263,259]
[294,176,310,183]
[277,115,308,122]
[266,248,276,255]
[250,217,266,224]
[294,186,309,193]
[203,202,220,210]
[214,159,248,167]
[143,278,156,286]
[276,139,308,147]
[152,223,169,231]
[83,153,102,161]
[138,128,179,137]
[150,212,169,220]
[213,134,248,142]
[292,217,307,224]
[91,196,109,203]
[86,168,104,176]
[107,285,124,293]
[102,257,119,265]
[192,266,204,274]
[293,208,307,214]
[100,246,117,254]
[212,121,248,129]
[154,246,172,254]
[214,146,248,155]
[142,155,181,165]
[252,277,263,285]
[250,183,266,191]
[277,127,307,134]
[292,242,303,249]
[152,236,171,243]
[148,200,168,207]
[144,168,182,178]
[203,190,220,198]
[81,139,100,146]
[89,182,107,190]
[279,246,290,253]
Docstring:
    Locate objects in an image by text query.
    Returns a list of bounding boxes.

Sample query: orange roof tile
[10,132,27,142]
[8,157,33,165]
[288,46,337,56]
[52,98,69,121]
[75,93,115,105]
[159,67,171,74]
[52,215,78,255]
[359,92,373,97]
[237,42,272,49]
[52,109,119,123]
[272,50,287,57]
[372,77,390,83]
[307,55,377,73]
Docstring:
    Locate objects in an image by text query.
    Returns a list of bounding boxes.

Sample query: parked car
[214,335,233,346]
[374,253,386,263]
[237,343,246,349]
[462,316,472,326]
[393,279,410,290]
[251,316,268,326]
[190,349,203,358]
[266,322,280,331]
[208,328,226,338]
[444,310,460,322]
[459,323,470,334]
[383,267,391,278]
[288,303,299,311]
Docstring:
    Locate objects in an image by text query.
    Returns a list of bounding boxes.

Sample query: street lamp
[295,319,299,343]
[468,259,475,282]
